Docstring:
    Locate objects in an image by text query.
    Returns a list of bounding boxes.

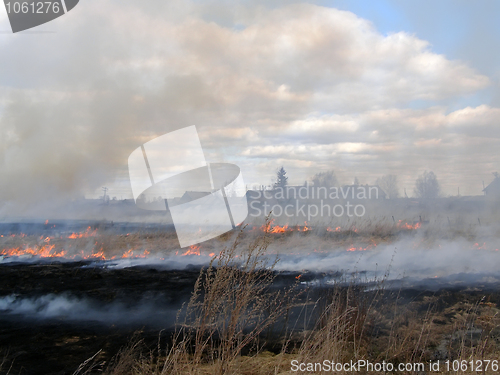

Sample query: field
[0,214,499,374]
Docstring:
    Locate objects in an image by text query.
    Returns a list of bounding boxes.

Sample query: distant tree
[274,166,288,189]
[353,177,360,185]
[376,175,399,199]
[493,172,499,179]
[311,170,338,188]
[414,171,440,199]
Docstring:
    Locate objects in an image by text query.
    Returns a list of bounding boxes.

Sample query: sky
[0,0,499,209]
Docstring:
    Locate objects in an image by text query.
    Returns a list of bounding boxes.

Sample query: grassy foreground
[64,221,500,375]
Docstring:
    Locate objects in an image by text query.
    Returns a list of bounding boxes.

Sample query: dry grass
[69,221,500,375]
[160,221,293,374]
[0,213,492,261]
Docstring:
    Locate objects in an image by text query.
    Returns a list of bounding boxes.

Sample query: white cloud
[0,1,497,206]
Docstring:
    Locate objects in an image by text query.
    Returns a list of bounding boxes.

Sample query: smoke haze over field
[0,1,500,215]
[271,237,500,279]
[2,223,500,283]
[0,293,179,326]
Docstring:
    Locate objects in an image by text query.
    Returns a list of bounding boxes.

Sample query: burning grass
[1,216,493,264]
[1,217,500,373]
[65,220,500,375]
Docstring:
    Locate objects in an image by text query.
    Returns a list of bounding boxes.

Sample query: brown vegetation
[68,220,500,375]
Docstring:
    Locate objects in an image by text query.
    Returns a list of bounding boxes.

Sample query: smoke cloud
[0,293,179,327]
[0,1,498,219]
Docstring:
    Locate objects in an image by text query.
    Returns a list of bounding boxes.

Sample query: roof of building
[483,177,500,193]
[180,191,211,201]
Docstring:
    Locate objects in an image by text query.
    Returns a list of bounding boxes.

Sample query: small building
[245,184,387,201]
[483,177,500,199]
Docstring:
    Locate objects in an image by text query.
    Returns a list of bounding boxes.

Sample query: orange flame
[1,245,66,258]
[121,249,150,258]
[261,220,310,233]
[327,226,341,232]
[346,243,376,252]
[182,245,201,256]
[396,220,421,230]
[473,242,487,250]
[68,226,97,239]
[299,221,309,232]
[0,242,153,261]
[269,224,289,233]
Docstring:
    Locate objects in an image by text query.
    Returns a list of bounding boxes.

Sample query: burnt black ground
[0,261,199,375]
[0,261,499,374]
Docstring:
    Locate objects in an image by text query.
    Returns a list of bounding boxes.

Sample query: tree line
[273,167,441,199]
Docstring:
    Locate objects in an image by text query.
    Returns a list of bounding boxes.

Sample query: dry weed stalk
[161,218,297,374]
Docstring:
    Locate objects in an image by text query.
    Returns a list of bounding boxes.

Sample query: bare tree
[376,175,399,199]
[311,170,338,188]
[414,171,440,199]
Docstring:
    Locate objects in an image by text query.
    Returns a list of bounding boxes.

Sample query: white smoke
[0,293,178,326]
[271,236,500,282]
